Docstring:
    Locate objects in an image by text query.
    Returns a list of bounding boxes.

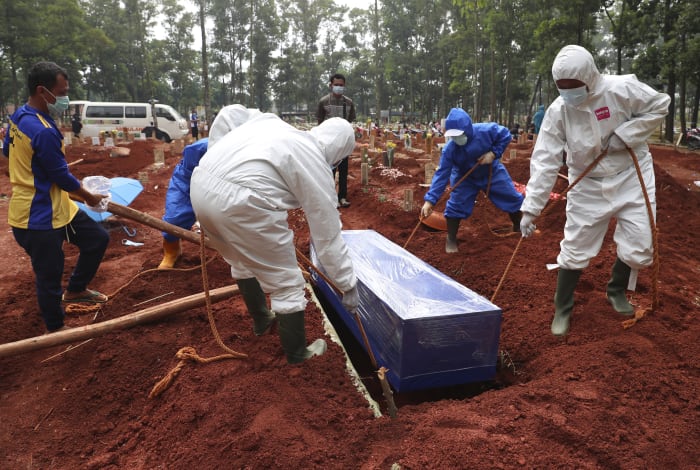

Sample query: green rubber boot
[551,269,582,336]
[606,258,634,315]
[237,277,276,336]
[509,211,522,232]
[445,217,461,253]
[277,311,327,364]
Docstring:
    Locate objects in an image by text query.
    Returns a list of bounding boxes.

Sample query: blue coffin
[310,229,502,392]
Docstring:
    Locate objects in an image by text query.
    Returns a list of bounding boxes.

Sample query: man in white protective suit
[190,115,360,364]
[158,104,261,269]
[519,45,670,336]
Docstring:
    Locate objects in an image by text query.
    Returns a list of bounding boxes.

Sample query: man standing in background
[189,108,199,140]
[317,73,355,208]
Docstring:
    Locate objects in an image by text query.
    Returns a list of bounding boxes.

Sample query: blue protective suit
[424,108,523,219]
[162,138,208,241]
[533,105,545,134]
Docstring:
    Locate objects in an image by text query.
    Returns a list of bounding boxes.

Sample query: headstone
[64,133,72,146]
[403,189,413,211]
[361,162,369,186]
[154,148,165,167]
[424,163,435,185]
[91,136,100,146]
[104,137,115,148]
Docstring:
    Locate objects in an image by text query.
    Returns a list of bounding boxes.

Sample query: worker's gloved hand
[520,212,537,238]
[479,151,495,165]
[606,134,627,152]
[86,193,110,213]
[342,286,360,313]
[421,201,434,219]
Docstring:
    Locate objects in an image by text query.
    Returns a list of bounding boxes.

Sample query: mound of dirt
[0,132,698,468]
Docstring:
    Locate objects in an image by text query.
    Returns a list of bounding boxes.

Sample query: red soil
[0,133,698,469]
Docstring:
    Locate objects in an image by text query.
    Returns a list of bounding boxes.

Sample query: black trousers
[333,156,349,200]
[13,211,109,331]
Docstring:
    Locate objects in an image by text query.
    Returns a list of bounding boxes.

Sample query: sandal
[62,289,108,304]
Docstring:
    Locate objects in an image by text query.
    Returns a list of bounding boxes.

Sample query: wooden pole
[106,201,210,247]
[0,285,240,358]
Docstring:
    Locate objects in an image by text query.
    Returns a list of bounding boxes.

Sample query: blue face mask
[332,85,345,95]
[44,87,70,114]
[451,134,468,146]
[558,85,588,107]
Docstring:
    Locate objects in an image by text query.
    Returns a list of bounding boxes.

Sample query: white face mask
[451,134,468,146]
[332,85,345,95]
[558,85,588,107]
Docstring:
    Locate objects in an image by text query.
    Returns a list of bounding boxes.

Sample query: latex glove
[520,212,537,238]
[342,285,359,313]
[421,201,434,219]
[606,134,627,152]
[86,193,110,213]
[479,151,495,165]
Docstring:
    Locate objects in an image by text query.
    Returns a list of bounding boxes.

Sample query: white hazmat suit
[521,45,670,271]
[190,115,357,315]
[208,104,261,149]
[520,45,669,336]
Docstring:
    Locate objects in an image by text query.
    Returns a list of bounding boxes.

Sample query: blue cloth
[425,108,523,219]
[162,138,208,241]
[533,105,545,134]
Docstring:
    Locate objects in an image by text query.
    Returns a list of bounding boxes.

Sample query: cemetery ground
[0,132,698,469]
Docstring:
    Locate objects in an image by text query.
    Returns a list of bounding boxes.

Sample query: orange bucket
[420,211,447,231]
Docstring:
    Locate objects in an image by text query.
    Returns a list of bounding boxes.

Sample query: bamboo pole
[106,201,210,247]
[0,285,239,358]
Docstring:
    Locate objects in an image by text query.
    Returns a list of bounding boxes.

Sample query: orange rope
[491,151,608,305]
[149,229,247,399]
[404,162,480,249]
[622,147,659,328]
[63,256,217,316]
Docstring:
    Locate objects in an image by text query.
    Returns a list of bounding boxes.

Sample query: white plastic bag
[82,176,111,213]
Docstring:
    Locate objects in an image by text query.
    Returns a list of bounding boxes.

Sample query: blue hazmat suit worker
[158,104,261,269]
[533,104,545,134]
[421,108,524,253]
[519,45,670,336]
[190,115,359,364]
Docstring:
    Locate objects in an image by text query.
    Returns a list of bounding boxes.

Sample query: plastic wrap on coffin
[310,229,502,392]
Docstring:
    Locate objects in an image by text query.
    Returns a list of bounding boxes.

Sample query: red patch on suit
[595,107,611,120]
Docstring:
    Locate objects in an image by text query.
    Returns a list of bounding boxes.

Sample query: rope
[491,147,660,329]
[490,237,523,304]
[490,150,608,305]
[404,162,480,249]
[622,147,660,328]
[149,229,247,399]
[63,255,217,316]
[481,163,521,238]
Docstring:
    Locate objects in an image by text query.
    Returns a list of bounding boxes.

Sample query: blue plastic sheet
[311,229,502,392]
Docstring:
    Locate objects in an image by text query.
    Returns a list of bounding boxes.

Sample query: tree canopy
[0,0,698,137]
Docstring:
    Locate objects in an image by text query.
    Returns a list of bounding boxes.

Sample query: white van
[70,100,189,142]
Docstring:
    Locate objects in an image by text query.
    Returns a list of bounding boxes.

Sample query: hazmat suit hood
[308,117,355,167]
[537,105,545,112]
[551,45,601,90]
[208,104,262,148]
[444,108,474,140]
